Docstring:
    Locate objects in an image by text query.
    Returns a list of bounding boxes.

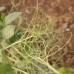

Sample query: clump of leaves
[0,6,73,74]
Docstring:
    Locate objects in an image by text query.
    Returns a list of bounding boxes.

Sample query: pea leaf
[9,34,18,44]
[5,12,22,25]
[1,25,15,39]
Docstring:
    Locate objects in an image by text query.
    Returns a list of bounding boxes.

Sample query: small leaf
[9,28,23,44]
[1,25,15,39]
[5,12,22,25]
[9,34,18,44]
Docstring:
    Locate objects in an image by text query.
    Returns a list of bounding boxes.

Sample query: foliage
[0,6,73,74]
[1,25,15,39]
[5,12,22,25]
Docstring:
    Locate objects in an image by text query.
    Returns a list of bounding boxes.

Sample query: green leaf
[5,12,22,25]
[9,28,23,44]
[9,34,18,44]
[1,25,15,39]
[0,62,13,74]
[59,67,74,74]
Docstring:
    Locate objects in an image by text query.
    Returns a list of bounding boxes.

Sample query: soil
[0,0,74,67]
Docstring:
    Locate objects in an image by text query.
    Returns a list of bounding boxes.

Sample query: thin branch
[12,67,29,74]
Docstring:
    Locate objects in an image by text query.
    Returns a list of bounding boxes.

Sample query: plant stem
[7,56,18,63]
[4,36,35,49]
[12,67,29,74]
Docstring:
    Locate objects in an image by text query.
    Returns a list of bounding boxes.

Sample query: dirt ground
[0,0,74,67]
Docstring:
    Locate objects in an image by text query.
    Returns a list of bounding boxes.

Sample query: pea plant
[0,7,74,74]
